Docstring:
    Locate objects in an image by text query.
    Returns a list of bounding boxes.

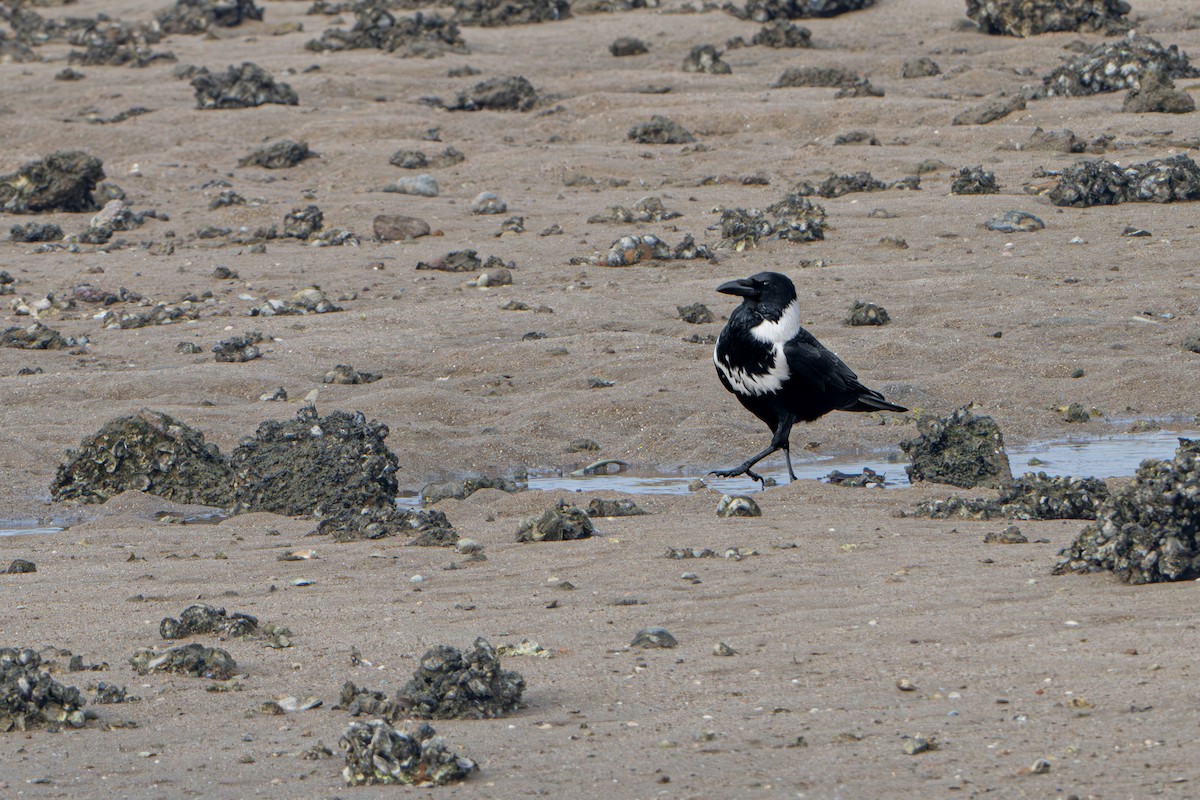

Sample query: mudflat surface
[1,0,1199,797]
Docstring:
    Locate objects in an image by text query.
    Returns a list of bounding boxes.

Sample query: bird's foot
[709,467,747,479]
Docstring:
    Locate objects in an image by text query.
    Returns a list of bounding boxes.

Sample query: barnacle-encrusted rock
[1048,155,1200,207]
[965,0,1131,37]
[587,498,646,517]
[0,321,85,350]
[727,0,874,22]
[713,193,826,249]
[516,500,594,541]
[281,205,324,239]
[230,406,403,538]
[448,75,538,111]
[908,472,1109,520]
[248,287,342,316]
[601,234,712,266]
[0,647,88,731]
[627,115,695,144]
[901,406,1013,489]
[129,643,237,680]
[682,44,730,74]
[845,301,889,326]
[0,151,104,214]
[1054,441,1200,583]
[1041,33,1199,97]
[451,0,569,26]
[951,165,999,194]
[213,331,264,362]
[340,719,478,786]
[677,302,714,324]
[191,62,298,109]
[610,35,648,56]
[396,638,524,719]
[238,139,314,169]
[50,409,235,506]
[305,6,466,57]
[9,223,63,242]
[159,604,258,640]
[93,682,128,704]
[6,559,37,574]
[420,475,522,505]
[588,196,682,224]
[156,0,263,34]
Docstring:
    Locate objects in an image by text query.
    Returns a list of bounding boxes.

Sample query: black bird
[712,271,907,487]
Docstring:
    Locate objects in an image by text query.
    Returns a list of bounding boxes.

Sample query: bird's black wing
[784,329,895,414]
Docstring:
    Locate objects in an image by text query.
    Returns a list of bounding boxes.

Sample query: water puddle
[524,429,1199,498]
[0,520,67,537]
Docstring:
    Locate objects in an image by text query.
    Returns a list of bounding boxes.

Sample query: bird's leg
[711,418,796,487]
[782,444,798,482]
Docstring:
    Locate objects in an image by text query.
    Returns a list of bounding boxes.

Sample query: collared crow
[711,271,907,487]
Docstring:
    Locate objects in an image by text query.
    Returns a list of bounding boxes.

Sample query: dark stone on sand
[817,171,887,197]
[984,525,1028,544]
[951,165,999,194]
[305,7,466,57]
[340,719,478,787]
[448,75,538,111]
[682,44,730,74]
[750,19,812,47]
[845,301,889,326]
[965,0,1130,37]
[727,0,874,22]
[825,467,886,487]
[6,559,36,574]
[1025,127,1087,153]
[1048,155,1200,207]
[324,364,382,385]
[834,78,883,98]
[631,626,677,648]
[451,0,570,26]
[191,62,298,109]
[627,115,695,144]
[901,57,940,78]
[1041,33,1199,97]
[516,501,594,542]
[1055,440,1200,583]
[586,498,646,517]
[10,222,64,242]
[50,409,235,506]
[610,36,648,56]
[1061,403,1090,423]
[160,603,258,640]
[984,210,1044,232]
[390,149,428,169]
[238,139,314,169]
[1183,336,1200,355]
[405,509,459,546]
[213,332,264,362]
[909,472,1110,520]
[129,643,237,680]
[901,405,1013,489]
[1122,70,1195,114]
[678,303,714,324]
[715,193,826,249]
[952,93,1026,125]
[0,151,104,214]
[55,68,86,81]
[416,249,514,273]
[282,205,323,239]
[396,638,525,719]
[832,130,879,145]
[156,0,264,34]
[421,475,522,505]
[0,647,88,730]
[1,322,84,350]
[771,65,859,88]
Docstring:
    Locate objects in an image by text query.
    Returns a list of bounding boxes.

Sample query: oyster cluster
[1041,33,1198,97]
[1055,441,1200,583]
[159,604,258,640]
[966,0,1130,37]
[1048,155,1200,208]
[950,166,999,195]
[713,194,827,250]
[601,233,712,266]
[156,0,263,34]
[0,150,104,214]
[0,647,89,731]
[908,473,1110,520]
[305,5,466,57]
[1,321,86,350]
[451,0,569,26]
[340,719,478,786]
[900,406,1013,489]
[515,501,595,542]
[190,62,298,109]
[129,643,238,680]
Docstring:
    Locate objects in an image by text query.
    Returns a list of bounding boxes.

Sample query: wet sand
[2,0,1200,796]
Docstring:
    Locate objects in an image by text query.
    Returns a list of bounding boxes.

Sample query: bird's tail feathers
[845,393,907,414]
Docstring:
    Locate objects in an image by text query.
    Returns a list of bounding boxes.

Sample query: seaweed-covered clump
[451,0,569,26]
[909,472,1109,520]
[1041,33,1198,97]
[448,75,538,111]
[900,405,1013,489]
[965,0,1130,37]
[1,321,85,350]
[1054,442,1200,583]
[0,151,104,214]
[0,647,89,731]
[129,643,237,680]
[1048,155,1200,207]
[50,409,235,506]
[516,501,594,542]
[159,604,259,640]
[951,165,998,195]
[238,139,314,169]
[727,0,874,22]
[713,193,826,249]
[229,406,402,538]
[191,62,299,109]
[395,638,524,719]
[156,0,263,34]
[340,719,478,787]
[304,6,467,57]
[627,115,695,144]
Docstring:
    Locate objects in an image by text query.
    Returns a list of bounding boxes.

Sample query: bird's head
[716,272,797,316]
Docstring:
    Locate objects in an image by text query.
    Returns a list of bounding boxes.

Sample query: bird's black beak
[716,278,758,298]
